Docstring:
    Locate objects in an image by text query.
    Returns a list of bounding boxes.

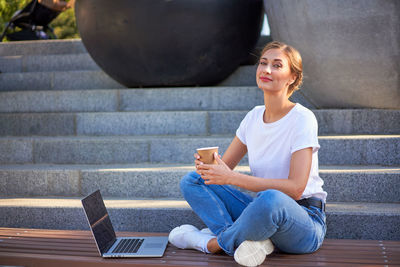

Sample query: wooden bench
[0,228,399,266]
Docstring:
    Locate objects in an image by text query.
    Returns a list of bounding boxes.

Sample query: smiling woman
[169,41,327,267]
[257,41,303,98]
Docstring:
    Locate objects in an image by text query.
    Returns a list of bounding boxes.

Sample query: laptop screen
[81,190,116,255]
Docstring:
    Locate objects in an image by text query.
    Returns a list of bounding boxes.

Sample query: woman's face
[256,48,295,95]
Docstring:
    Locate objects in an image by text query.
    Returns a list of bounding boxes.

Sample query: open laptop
[81,190,169,258]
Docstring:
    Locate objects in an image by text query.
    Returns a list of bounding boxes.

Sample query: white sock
[169,224,215,253]
[200,228,216,236]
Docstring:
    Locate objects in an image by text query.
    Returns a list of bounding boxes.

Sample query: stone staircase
[0,39,399,240]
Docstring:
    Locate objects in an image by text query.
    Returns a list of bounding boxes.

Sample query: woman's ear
[288,74,297,85]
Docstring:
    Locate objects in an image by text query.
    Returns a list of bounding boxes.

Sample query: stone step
[0,109,399,136]
[0,197,398,240]
[0,164,398,203]
[0,36,270,62]
[0,70,124,91]
[0,67,259,91]
[0,39,86,56]
[0,135,398,165]
[0,111,211,136]
[0,87,263,113]
[0,53,99,73]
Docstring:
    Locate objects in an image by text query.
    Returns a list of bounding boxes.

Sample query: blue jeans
[180,171,326,256]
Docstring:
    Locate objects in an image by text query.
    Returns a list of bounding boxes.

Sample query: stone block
[0,39,87,56]
[120,88,214,111]
[209,87,264,110]
[322,170,400,202]
[0,90,118,113]
[120,87,264,111]
[218,65,258,86]
[54,70,125,90]
[208,111,247,135]
[0,206,89,230]
[0,53,100,73]
[326,213,400,240]
[33,137,149,164]
[0,71,123,92]
[0,169,80,196]
[319,136,400,165]
[109,208,199,233]
[76,111,207,136]
[326,202,400,240]
[81,169,183,198]
[0,72,52,91]
[24,54,99,72]
[315,110,400,134]
[0,139,32,163]
[0,113,75,136]
[0,56,23,72]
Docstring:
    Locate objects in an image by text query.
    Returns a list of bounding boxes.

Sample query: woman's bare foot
[207,238,223,253]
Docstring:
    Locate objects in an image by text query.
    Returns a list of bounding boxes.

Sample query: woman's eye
[273,64,282,68]
[259,61,267,65]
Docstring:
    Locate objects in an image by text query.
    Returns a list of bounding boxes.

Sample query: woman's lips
[260,77,272,82]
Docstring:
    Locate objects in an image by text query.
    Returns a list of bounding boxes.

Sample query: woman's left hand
[196,152,234,185]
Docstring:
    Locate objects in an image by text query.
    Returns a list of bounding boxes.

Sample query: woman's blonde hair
[260,41,303,97]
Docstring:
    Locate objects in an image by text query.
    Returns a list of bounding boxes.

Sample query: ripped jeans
[180,171,326,256]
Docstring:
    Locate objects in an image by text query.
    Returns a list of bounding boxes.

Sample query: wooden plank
[3,252,383,267]
[0,228,399,267]
[0,252,396,267]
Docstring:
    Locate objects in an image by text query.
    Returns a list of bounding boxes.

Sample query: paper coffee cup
[196,146,219,164]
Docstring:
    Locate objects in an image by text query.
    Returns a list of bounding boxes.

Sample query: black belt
[296,197,325,212]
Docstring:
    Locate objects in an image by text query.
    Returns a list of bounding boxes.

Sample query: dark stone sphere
[75,0,263,87]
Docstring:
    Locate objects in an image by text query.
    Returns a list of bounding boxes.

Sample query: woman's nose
[263,64,272,74]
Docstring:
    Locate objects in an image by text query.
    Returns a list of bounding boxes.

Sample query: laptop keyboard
[112,238,144,254]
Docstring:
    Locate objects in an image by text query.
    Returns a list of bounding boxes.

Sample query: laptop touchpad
[145,243,164,249]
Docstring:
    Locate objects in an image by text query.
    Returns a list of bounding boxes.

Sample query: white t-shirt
[236,103,327,202]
